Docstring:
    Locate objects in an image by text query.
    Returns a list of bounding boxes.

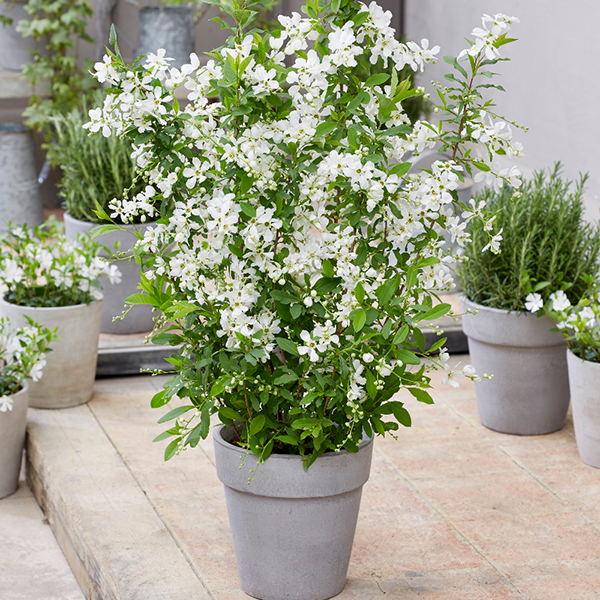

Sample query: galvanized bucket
[0,123,44,234]
[137,6,195,69]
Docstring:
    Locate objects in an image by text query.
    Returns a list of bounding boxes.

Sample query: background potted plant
[526,278,600,467]
[0,316,54,498]
[51,99,156,334]
[91,3,520,598]
[0,220,119,408]
[460,164,600,435]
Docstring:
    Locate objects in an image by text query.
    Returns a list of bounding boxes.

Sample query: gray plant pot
[462,296,570,435]
[137,6,195,69]
[0,298,102,409]
[0,124,44,234]
[213,425,374,600]
[0,382,28,499]
[64,213,155,334]
[567,350,600,468]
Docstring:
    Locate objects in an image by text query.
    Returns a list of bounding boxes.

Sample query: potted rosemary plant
[0,316,55,498]
[460,165,600,435]
[51,101,156,334]
[90,3,521,598]
[0,221,120,408]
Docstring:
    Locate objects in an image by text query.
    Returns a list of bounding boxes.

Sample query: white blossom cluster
[0,317,53,410]
[87,3,520,411]
[0,224,121,302]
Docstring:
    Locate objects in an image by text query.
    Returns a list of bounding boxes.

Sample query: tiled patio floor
[22,356,600,599]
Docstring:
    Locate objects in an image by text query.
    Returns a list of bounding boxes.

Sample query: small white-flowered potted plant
[526,277,600,468]
[0,316,56,498]
[0,220,120,408]
[88,1,522,597]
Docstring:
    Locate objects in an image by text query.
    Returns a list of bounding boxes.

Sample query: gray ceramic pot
[462,296,569,435]
[0,382,28,499]
[64,213,155,334]
[137,6,195,69]
[567,350,600,468]
[213,425,374,600]
[0,298,102,409]
[0,124,44,234]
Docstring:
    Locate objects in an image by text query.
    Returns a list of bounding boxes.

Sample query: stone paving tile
[506,559,600,600]
[49,360,600,599]
[0,479,85,600]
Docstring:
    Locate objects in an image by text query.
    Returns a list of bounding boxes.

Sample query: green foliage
[16,0,97,138]
[459,164,600,312]
[49,98,145,224]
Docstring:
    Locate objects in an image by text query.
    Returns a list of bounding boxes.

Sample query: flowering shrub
[0,317,56,408]
[526,279,600,363]
[0,221,121,308]
[90,0,522,466]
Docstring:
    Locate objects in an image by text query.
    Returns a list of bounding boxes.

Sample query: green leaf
[396,349,421,365]
[164,439,179,461]
[219,407,243,421]
[315,121,337,137]
[392,324,409,345]
[151,390,168,408]
[408,387,434,404]
[365,73,390,87]
[239,201,256,217]
[322,259,334,278]
[290,303,302,319]
[125,293,154,305]
[90,224,122,239]
[355,282,365,304]
[420,303,452,322]
[413,328,426,352]
[152,430,174,443]
[249,414,266,436]
[376,276,400,307]
[353,309,366,332]
[389,162,412,178]
[365,369,377,400]
[158,405,194,424]
[276,337,299,356]
[274,370,299,384]
[382,319,392,339]
[377,401,412,427]
[271,290,296,304]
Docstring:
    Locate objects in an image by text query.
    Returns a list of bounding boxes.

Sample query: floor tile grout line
[87,403,218,600]
[436,391,600,537]
[375,448,532,600]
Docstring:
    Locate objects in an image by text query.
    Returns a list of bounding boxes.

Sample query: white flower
[550,290,571,312]
[0,395,14,412]
[362,352,374,363]
[30,357,46,383]
[482,229,503,254]
[104,264,123,285]
[297,330,320,362]
[525,293,543,313]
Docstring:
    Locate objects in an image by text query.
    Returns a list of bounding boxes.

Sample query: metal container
[137,6,195,69]
[0,123,44,234]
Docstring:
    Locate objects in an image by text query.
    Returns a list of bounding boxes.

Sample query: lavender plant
[88,1,522,467]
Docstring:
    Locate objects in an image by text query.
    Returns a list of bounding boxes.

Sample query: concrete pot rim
[0,295,103,313]
[63,211,153,231]
[213,423,373,461]
[140,5,195,13]
[461,295,527,316]
[5,379,28,402]
[567,348,600,368]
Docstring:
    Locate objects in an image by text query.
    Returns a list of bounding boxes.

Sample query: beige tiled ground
[25,357,600,599]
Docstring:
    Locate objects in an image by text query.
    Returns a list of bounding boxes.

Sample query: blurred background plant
[459,163,600,312]
[14,0,98,139]
[49,93,145,224]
